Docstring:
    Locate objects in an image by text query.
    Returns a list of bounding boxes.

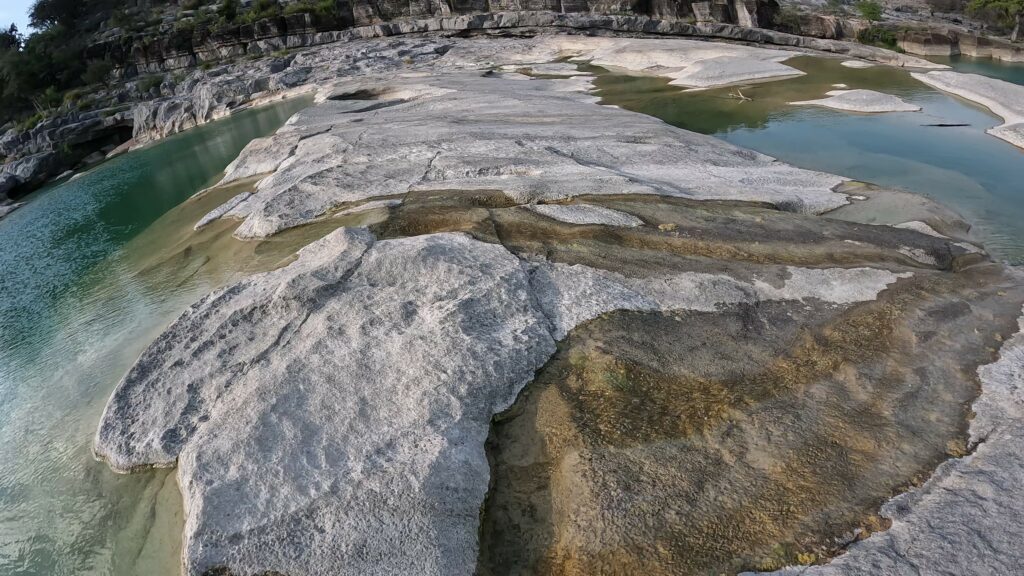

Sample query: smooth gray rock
[911,70,1024,149]
[790,89,922,113]
[193,192,253,230]
[96,226,911,575]
[525,203,645,227]
[211,72,847,238]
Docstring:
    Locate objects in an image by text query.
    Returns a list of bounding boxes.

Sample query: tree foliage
[856,0,884,22]
[0,0,118,125]
[969,0,1024,41]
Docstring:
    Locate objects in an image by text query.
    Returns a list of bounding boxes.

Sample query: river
[0,96,311,576]
[593,56,1024,264]
[2,50,1024,576]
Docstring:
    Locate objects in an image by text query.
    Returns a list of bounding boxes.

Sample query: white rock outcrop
[95,227,910,576]
[911,70,1024,149]
[525,203,644,227]
[201,72,848,238]
[790,89,921,113]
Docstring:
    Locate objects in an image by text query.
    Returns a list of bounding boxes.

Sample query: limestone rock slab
[790,89,921,113]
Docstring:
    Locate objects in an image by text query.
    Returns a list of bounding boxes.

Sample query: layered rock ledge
[94,56,1024,576]
[1,12,946,202]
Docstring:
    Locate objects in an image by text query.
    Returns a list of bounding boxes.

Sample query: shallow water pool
[593,56,1024,264]
[0,96,311,576]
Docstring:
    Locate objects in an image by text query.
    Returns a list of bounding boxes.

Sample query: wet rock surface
[93,49,1024,576]
[480,265,1023,575]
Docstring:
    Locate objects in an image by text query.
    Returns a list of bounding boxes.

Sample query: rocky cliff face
[2,11,942,204]
[86,0,780,77]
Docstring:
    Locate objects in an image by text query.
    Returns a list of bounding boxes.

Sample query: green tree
[0,24,21,51]
[856,0,884,22]
[969,0,1024,41]
[218,0,240,24]
[82,59,113,86]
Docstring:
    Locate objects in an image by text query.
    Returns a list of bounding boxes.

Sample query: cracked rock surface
[94,46,1024,576]
[199,72,848,239]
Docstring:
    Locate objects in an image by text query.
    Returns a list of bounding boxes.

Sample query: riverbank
[590,54,1024,264]
[912,70,1024,149]
[82,38,1024,576]
[0,12,946,207]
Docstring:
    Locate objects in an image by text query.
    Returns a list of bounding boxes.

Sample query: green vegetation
[284,0,339,21]
[242,0,283,23]
[773,5,804,33]
[856,0,884,22]
[0,0,121,126]
[854,0,893,49]
[856,26,900,49]
[136,75,164,94]
[82,59,113,86]
[969,0,1024,41]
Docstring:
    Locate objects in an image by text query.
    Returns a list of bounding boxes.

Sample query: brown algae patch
[478,265,1024,575]
[374,192,965,274]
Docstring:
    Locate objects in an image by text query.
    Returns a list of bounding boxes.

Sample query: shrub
[857,0,884,22]
[857,26,900,48]
[16,112,45,132]
[242,0,282,23]
[283,0,337,20]
[136,75,163,93]
[218,0,240,24]
[82,59,113,86]
[773,5,804,32]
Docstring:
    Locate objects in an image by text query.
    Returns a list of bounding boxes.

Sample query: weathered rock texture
[94,62,1022,576]
[2,13,945,199]
[898,27,1024,62]
[759,299,1024,575]
[196,69,851,239]
[790,89,921,113]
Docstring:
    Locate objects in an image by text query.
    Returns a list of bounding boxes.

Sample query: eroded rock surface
[94,55,1024,576]
[525,204,644,227]
[196,72,849,239]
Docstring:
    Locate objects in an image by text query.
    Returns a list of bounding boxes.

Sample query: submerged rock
[790,89,921,113]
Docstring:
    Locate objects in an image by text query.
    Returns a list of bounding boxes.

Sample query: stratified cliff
[84,0,778,77]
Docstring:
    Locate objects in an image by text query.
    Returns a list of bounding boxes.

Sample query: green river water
[594,56,1024,264]
[1,53,1023,576]
[0,97,311,575]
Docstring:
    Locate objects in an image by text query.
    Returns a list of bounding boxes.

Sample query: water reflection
[0,96,311,576]
[594,57,1024,264]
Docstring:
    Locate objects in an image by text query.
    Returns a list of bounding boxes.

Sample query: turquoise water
[594,56,1024,264]
[0,97,310,576]
[927,54,1024,86]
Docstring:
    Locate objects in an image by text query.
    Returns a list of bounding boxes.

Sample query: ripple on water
[0,96,312,576]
